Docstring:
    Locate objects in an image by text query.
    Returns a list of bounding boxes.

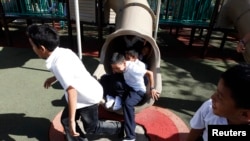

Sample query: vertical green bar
[58,2,63,16]
[181,0,189,20]
[25,0,32,13]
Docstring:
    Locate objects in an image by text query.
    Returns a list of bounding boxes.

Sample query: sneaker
[113,96,122,110]
[105,95,115,109]
[118,121,125,138]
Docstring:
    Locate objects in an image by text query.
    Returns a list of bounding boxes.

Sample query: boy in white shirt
[103,49,147,111]
[27,24,122,141]
[186,64,250,141]
[101,52,159,141]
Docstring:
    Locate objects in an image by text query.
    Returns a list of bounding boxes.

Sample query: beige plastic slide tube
[93,0,162,113]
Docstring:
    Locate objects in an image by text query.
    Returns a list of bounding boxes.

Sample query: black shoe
[118,121,125,138]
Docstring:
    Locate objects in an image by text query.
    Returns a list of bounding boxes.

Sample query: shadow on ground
[0,47,36,69]
[0,113,51,141]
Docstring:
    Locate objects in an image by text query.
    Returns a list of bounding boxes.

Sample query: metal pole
[74,0,82,59]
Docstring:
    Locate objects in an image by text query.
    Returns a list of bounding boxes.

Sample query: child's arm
[44,76,57,89]
[186,128,204,141]
[67,86,80,137]
[145,70,160,100]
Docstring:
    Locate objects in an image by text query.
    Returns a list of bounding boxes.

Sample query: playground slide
[93,0,162,113]
[215,0,250,63]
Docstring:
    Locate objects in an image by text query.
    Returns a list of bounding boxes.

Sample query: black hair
[26,24,59,51]
[221,63,250,109]
[110,52,125,64]
[125,49,139,58]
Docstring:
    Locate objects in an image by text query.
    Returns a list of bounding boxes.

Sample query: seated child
[102,49,148,111]
[101,51,147,111]
[100,51,159,108]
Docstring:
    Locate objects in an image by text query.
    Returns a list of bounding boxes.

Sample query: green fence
[1,0,67,18]
[147,0,217,26]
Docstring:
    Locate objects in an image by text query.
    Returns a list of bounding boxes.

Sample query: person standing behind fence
[26,24,122,141]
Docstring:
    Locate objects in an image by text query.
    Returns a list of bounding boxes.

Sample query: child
[102,49,147,111]
[103,52,159,141]
[101,50,145,111]
[125,48,148,85]
[101,72,125,111]
[26,24,122,141]
[186,64,250,141]
[101,50,147,111]
[125,49,146,69]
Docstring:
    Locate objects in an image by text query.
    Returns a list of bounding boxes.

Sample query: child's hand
[44,76,57,89]
[70,121,80,137]
[150,89,160,100]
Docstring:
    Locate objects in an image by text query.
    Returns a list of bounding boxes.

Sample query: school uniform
[46,47,121,141]
[122,61,147,140]
[190,99,228,141]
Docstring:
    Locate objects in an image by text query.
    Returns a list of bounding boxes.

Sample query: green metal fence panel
[1,0,67,18]
[155,0,217,26]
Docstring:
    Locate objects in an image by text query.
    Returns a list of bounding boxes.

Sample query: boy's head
[27,24,59,59]
[221,64,250,109]
[125,49,139,61]
[211,64,250,123]
[110,52,126,73]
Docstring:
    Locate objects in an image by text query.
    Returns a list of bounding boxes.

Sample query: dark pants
[123,90,145,140]
[100,73,128,98]
[61,104,121,141]
[100,74,146,139]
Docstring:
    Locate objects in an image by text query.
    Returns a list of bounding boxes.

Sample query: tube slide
[93,0,162,114]
[215,0,250,63]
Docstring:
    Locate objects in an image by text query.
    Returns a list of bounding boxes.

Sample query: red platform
[49,106,189,141]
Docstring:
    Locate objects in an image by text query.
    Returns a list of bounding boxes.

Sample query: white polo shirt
[46,47,103,109]
[123,61,147,93]
[190,99,228,141]
[135,59,146,69]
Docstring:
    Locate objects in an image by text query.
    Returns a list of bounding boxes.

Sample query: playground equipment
[93,0,162,114]
[215,0,250,63]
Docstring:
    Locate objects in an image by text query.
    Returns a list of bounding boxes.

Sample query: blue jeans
[61,104,122,141]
